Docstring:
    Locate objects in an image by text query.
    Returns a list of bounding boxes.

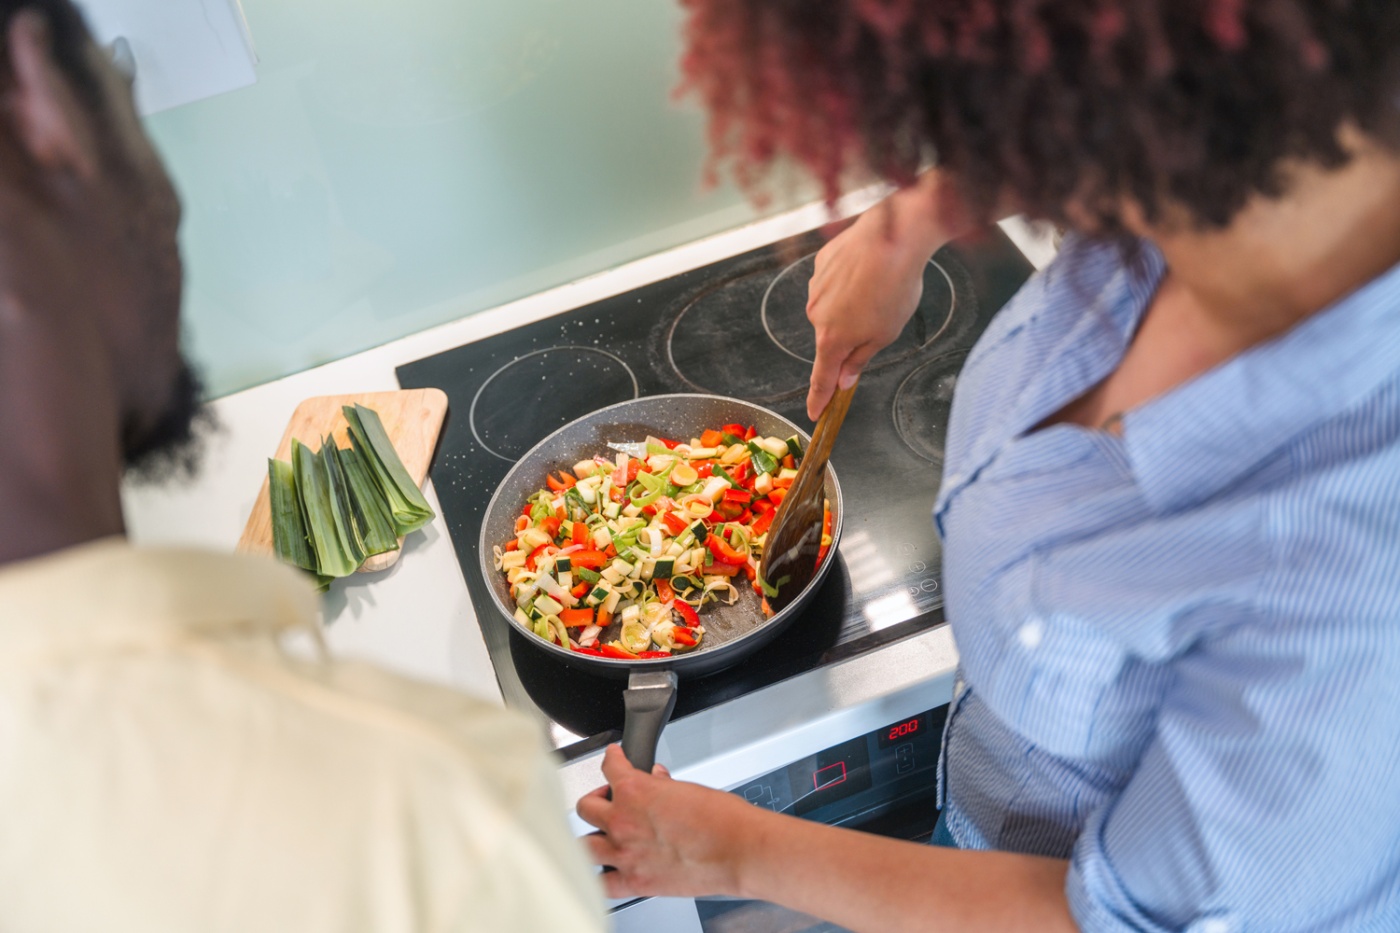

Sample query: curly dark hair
[678,0,1400,233]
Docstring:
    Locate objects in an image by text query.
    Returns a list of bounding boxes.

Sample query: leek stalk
[343,404,435,535]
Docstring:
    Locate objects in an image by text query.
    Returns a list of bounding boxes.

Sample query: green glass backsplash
[145,0,784,397]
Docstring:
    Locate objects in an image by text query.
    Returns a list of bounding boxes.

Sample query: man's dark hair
[678,0,1400,233]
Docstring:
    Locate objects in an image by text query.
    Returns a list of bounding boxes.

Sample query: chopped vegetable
[265,407,435,589]
[343,404,435,536]
[268,458,329,590]
[291,438,359,579]
[496,421,835,654]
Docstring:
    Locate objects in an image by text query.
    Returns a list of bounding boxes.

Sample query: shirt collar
[0,538,321,662]
[1126,254,1400,513]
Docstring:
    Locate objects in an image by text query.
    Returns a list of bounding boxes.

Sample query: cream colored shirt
[0,539,606,933]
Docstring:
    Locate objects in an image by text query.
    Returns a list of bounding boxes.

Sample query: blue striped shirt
[935,235,1400,932]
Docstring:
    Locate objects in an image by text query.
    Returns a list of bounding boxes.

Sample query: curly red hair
[677,0,1400,232]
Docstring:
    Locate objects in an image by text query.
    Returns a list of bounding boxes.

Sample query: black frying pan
[478,394,843,771]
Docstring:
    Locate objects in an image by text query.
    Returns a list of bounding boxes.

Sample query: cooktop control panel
[729,705,950,826]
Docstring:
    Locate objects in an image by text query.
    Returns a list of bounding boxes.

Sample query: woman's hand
[576,744,758,900]
[806,171,975,420]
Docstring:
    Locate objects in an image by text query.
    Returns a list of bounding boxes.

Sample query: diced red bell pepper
[569,549,607,569]
[560,607,595,627]
[569,582,590,600]
[752,498,776,515]
[768,487,788,505]
[706,535,747,566]
[656,437,680,450]
[752,510,775,535]
[715,500,745,521]
[655,578,675,603]
[598,644,638,660]
[571,645,604,656]
[504,539,519,552]
[743,425,757,441]
[571,522,588,546]
[673,599,699,627]
[522,502,533,517]
[703,560,742,577]
[694,461,715,478]
[731,461,752,486]
[722,488,752,506]
[672,626,699,647]
[541,516,562,540]
[661,511,690,535]
[525,544,553,571]
[603,543,619,559]
[609,485,624,502]
[782,454,796,470]
[743,562,757,581]
[637,650,672,659]
[817,505,834,566]
[700,429,725,448]
[720,423,745,439]
[546,470,577,491]
[514,515,530,533]
[736,509,752,525]
[596,607,614,628]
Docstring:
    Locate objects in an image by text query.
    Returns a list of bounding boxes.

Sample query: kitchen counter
[122,192,1055,812]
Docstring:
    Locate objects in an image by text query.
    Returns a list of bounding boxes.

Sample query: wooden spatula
[759,381,858,612]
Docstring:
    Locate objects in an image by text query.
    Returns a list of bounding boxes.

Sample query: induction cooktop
[397,222,1032,760]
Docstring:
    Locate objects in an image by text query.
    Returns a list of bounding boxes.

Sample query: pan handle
[620,670,679,773]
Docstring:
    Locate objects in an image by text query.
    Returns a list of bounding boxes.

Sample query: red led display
[876,713,928,749]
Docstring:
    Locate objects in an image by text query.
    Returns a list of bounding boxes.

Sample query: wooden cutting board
[238,389,449,573]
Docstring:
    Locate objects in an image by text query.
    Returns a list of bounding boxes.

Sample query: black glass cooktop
[396,222,1032,760]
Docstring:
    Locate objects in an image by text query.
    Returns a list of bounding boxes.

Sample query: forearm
[879,169,966,258]
[728,805,1076,933]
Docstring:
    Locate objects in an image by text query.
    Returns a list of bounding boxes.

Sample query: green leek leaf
[269,458,315,572]
[321,435,367,568]
[343,405,435,536]
[338,446,400,558]
[293,438,359,579]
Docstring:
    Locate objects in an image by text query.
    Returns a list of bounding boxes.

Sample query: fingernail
[838,372,858,389]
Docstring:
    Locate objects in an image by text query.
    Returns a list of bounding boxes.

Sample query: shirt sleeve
[1066,609,1400,933]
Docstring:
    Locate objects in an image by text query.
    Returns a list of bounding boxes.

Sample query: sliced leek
[292,438,359,579]
[268,457,331,590]
[343,404,435,535]
[338,446,400,558]
[266,406,431,589]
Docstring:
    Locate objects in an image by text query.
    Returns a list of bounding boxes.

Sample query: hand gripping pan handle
[620,670,679,774]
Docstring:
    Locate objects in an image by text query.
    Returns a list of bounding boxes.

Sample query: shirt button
[1017,618,1044,650]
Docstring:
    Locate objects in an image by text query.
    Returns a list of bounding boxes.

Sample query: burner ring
[760,255,959,366]
[469,346,639,462]
[664,269,813,403]
[892,349,968,466]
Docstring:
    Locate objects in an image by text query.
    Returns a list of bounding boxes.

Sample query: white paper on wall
[71,0,257,115]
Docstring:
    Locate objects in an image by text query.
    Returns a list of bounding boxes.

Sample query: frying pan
[478,394,843,772]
